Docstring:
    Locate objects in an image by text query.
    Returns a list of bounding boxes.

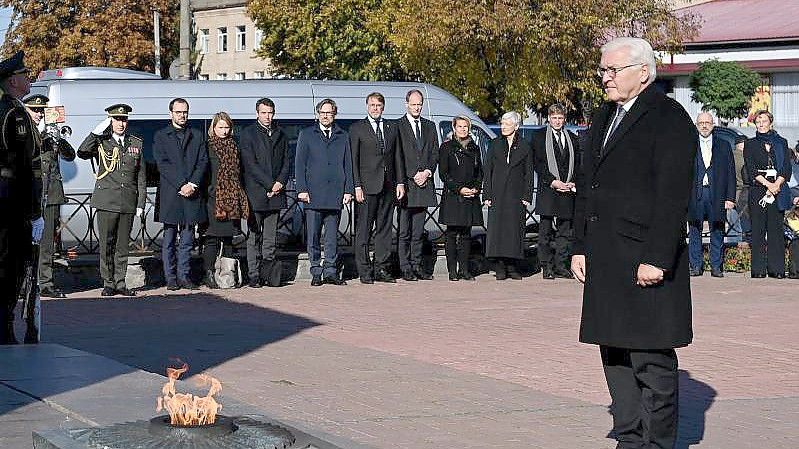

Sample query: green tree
[689,59,762,124]
[247,0,404,80]
[1,0,179,77]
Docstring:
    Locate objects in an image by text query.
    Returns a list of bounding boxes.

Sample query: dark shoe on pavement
[203,271,219,289]
[710,268,724,278]
[248,278,262,288]
[542,269,555,280]
[23,327,38,344]
[402,269,418,281]
[768,272,786,279]
[323,276,346,286]
[507,268,523,280]
[788,272,799,279]
[179,281,200,291]
[166,282,180,291]
[40,286,66,298]
[751,272,766,278]
[495,271,508,280]
[458,270,475,281]
[359,275,374,284]
[554,269,574,279]
[311,275,323,286]
[101,287,116,297]
[448,272,460,281]
[116,288,137,296]
[414,267,433,280]
[374,269,396,283]
[690,269,703,277]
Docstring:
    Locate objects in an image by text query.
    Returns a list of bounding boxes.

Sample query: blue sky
[0,7,11,47]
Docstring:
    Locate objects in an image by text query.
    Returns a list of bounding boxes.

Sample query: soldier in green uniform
[0,51,43,344]
[24,94,76,298]
[77,104,146,297]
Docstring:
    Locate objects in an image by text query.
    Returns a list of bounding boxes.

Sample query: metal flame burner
[71,415,295,449]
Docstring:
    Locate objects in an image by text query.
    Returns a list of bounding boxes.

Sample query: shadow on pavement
[676,370,717,448]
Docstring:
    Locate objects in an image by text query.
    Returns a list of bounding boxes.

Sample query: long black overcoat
[482,135,534,259]
[532,127,579,218]
[573,84,696,350]
[239,123,290,211]
[153,126,208,225]
[437,139,483,226]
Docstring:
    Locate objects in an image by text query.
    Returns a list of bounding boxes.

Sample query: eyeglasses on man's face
[596,63,643,79]
[318,110,335,116]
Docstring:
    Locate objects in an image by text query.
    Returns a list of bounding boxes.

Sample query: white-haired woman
[483,111,534,280]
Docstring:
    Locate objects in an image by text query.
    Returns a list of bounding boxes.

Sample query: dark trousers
[749,201,785,276]
[37,204,59,288]
[444,225,471,274]
[246,210,279,279]
[97,210,134,289]
[203,236,232,271]
[0,208,28,343]
[306,209,340,278]
[601,346,679,449]
[398,206,426,271]
[162,224,194,285]
[538,215,573,273]
[688,187,725,271]
[789,238,799,276]
[355,188,394,276]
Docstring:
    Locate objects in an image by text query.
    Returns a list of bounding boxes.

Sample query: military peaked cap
[105,103,132,117]
[0,51,29,80]
[23,94,49,109]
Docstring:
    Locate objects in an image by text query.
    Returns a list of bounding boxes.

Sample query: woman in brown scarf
[202,112,250,288]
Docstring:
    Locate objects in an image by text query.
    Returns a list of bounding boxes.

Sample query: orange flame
[156,362,222,426]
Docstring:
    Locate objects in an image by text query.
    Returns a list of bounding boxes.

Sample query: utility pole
[153,9,161,77]
[179,0,191,79]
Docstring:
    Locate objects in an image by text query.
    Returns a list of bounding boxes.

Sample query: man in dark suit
[396,89,438,281]
[153,98,208,291]
[349,92,405,284]
[240,98,290,288]
[78,104,146,297]
[533,103,579,279]
[688,112,736,277]
[295,99,353,286]
[571,37,696,449]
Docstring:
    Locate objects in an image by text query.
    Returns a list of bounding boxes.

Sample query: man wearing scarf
[533,104,579,279]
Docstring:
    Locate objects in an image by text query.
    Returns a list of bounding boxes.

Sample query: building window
[234,72,245,80]
[217,73,228,81]
[198,29,209,54]
[253,71,264,79]
[236,26,246,52]
[254,29,263,51]
[199,74,209,80]
[217,27,227,52]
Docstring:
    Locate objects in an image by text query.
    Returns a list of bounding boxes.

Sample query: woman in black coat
[202,112,250,287]
[744,110,792,278]
[438,116,483,281]
[483,111,534,280]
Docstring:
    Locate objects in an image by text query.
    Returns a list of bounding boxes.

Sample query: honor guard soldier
[25,94,76,298]
[0,51,44,344]
[78,104,146,297]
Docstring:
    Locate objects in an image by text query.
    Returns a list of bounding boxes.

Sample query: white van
[30,67,497,253]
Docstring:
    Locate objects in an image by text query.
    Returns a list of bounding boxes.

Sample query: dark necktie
[555,129,564,154]
[324,129,330,140]
[376,119,385,154]
[414,119,421,147]
[603,106,626,149]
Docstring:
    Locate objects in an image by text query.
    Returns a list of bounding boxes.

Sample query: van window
[438,121,492,161]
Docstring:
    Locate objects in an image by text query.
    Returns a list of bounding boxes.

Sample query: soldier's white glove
[31,217,45,243]
[92,117,112,135]
[136,207,144,218]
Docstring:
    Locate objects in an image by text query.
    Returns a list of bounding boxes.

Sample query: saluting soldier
[78,104,146,297]
[24,94,76,298]
[0,51,44,344]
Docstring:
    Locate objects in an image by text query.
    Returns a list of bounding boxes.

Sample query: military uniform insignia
[128,145,140,155]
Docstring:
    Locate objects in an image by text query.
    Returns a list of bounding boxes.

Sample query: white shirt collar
[406,113,421,124]
[619,96,638,113]
[319,123,332,132]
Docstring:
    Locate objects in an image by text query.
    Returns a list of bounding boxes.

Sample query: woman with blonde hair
[202,112,250,287]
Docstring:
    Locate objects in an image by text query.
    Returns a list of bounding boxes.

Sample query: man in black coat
[153,98,208,290]
[533,104,579,279]
[349,92,405,284]
[571,37,696,449]
[688,112,736,277]
[240,98,290,288]
[396,89,438,281]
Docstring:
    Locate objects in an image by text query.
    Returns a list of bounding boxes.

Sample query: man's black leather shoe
[101,287,116,297]
[248,279,262,288]
[323,276,346,285]
[788,273,799,279]
[458,271,475,281]
[359,275,374,284]
[40,286,66,298]
[402,269,418,281]
[180,281,200,291]
[554,269,574,279]
[751,272,766,278]
[768,272,786,279]
[311,275,323,286]
[507,270,523,280]
[374,269,396,283]
[690,269,703,277]
[448,272,460,281]
[116,288,136,296]
[415,269,433,280]
[710,268,724,278]
[542,269,555,280]
[166,282,180,291]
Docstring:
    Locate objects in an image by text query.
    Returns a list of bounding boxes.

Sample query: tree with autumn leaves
[0,0,178,76]
[249,0,699,121]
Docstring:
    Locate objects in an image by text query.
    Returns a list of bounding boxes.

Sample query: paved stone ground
[1,273,797,448]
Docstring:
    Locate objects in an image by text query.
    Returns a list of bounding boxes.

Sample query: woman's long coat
[482,135,534,259]
[437,138,483,226]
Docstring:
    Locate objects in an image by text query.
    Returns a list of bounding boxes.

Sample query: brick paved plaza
[1,274,797,448]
